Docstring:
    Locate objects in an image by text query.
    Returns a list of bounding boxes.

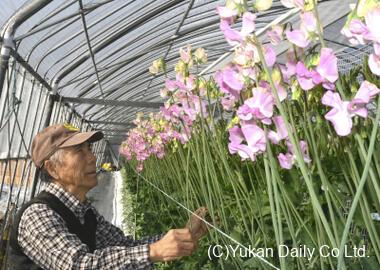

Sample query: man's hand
[149,228,197,262]
[186,207,213,241]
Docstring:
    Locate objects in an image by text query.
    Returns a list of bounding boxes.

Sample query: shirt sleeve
[18,203,154,270]
[94,207,164,249]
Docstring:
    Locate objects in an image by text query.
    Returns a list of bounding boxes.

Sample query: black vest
[7,191,97,270]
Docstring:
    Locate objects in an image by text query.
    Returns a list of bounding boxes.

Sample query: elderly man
[8,124,209,269]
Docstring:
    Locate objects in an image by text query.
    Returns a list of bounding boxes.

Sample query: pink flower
[322,82,380,136]
[216,6,238,23]
[237,87,274,123]
[369,53,380,76]
[267,25,283,45]
[280,61,297,83]
[316,48,338,84]
[165,79,177,91]
[241,123,266,153]
[263,44,276,67]
[259,81,287,102]
[278,140,311,169]
[287,140,311,163]
[223,67,244,91]
[296,62,316,90]
[286,29,310,48]
[241,12,256,36]
[278,153,294,169]
[348,80,380,117]
[219,12,256,46]
[268,116,288,144]
[234,43,260,66]
[215,66,244,98]
[228,124,266,161]
[220,20,243,46]
[349,19,369,36]
[300,12,317,33]
[221,96,237,110]
[365,7,380,43]
[322,91,353,136]
[179,45,192,64]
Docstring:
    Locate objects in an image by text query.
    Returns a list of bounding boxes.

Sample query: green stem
[337,95,380,269]
[253,35,337,249]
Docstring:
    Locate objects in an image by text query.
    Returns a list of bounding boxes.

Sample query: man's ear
[44,160,59,179]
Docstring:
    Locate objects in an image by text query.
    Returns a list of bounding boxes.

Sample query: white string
[133,169,280,270]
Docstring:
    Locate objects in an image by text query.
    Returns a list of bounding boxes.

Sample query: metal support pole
[29,84,57,199]
[0,34,14,99]
[0,0,53,98]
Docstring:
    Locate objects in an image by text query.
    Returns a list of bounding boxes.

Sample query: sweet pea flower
[295,62,316,90]
[342,18,369,45]
[296,49,338,91]
[316,48,339,84]
[216,6,238,23]
[268,116,288,144]
[267,25,284,45]
[287,140,311,163]
[322,81,380,136]
[241,123,266,153]
[286,29,310,48]
[228,125,245,155]
[237,87,274,123]
[280,60,297,83]
[300,12,317,33]
[179,45,192,64]
[259,81,287,102]
[321,91,354,136]
[278,140,311,169]
[194,47,207,64]
[286,12,318,48]
[228,123,266,161]
[368,53,380,75]
[219,12,256,46]
[365,7,380,43]
[278,153,294,169]
[263,44,276,67]
[348,80,380,117]
[165,79,177,91]
[221,96,237,110]
[215,66,244,98]
[234,42,260,66]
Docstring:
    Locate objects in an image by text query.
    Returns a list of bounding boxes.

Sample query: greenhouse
[0,0,379,269]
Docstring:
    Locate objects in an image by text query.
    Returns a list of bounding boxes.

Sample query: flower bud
[255,0,273,11]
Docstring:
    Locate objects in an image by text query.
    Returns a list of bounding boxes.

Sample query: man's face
[55,142,98,191]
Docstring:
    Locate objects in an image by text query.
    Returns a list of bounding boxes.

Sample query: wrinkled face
[54,142,98,191]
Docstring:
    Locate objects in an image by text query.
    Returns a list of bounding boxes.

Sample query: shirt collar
[44,182,92,218]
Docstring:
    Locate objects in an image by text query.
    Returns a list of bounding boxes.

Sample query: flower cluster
[122,0,380,172]
[119,112,172,171]
[341,2,380,75]
[216,1,315,169]
[121,46,214,171]
[216,0,380,169]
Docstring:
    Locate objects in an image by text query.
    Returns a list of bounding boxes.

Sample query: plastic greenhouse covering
[0,0,379,269]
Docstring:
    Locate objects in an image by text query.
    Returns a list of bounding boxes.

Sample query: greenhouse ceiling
[0,0,362,146]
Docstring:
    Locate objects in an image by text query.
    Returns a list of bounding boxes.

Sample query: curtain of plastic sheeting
[0,59,49,159]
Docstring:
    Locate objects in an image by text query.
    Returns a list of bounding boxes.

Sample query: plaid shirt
[18,182,163,270]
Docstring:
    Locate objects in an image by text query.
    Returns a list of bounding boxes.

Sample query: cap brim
[59,131,103,148]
